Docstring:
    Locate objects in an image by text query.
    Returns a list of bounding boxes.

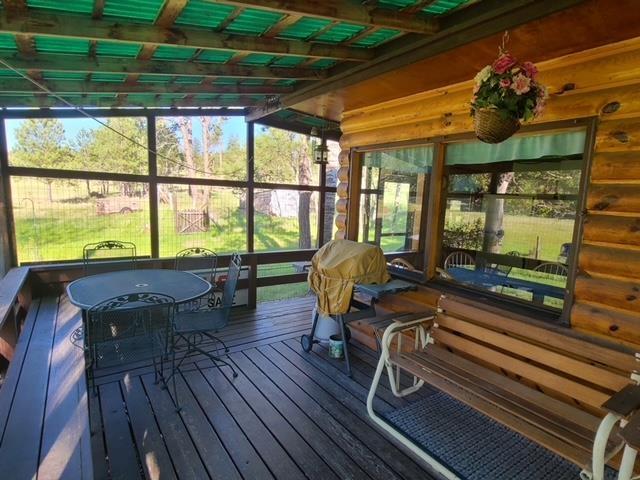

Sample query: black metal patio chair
[82,240,137,276]
[170,253,242,381]
[85,292,177,407]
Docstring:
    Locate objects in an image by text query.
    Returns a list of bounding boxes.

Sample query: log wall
[336,36,640,348]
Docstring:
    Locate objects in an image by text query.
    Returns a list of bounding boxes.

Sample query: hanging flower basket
[473,108,521,144]
[470,36,548,144]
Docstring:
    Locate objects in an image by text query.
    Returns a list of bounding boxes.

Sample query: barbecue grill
[303,239,415,376]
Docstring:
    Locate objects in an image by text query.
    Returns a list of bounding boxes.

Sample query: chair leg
[171,347,181,412]
[339,314,352,378]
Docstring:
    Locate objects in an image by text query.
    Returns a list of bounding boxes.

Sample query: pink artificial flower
[499,78,511,88]
[522,61,538,79]
[492,53,517,74]
[511,73,531,95]
[534,102,545,117]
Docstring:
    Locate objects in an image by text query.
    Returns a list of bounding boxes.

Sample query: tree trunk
[177,117,197,208]
[298,137,313,249]
[323,167,338,244]
[47,181,53,202]
[85,179,91,198]
[482,172,514,255]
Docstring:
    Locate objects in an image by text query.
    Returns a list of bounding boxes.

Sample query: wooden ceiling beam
[216,7,245,31]
[203,0,440,34]
[0,52,325,79]
[0,10,373,62]
[0,79,295,95]
[401,1,437,15]
[246,0,587,121]
[155,0,189,28]
[0,95,261,108]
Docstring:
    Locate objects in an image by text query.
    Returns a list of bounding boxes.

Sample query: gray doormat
[382,390,617,480]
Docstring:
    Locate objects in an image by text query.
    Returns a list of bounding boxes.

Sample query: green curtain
[363,145,433,173]
[445,129,586,166]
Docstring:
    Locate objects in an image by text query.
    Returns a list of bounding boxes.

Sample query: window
[439,128,588,311]
[357,145,432,254]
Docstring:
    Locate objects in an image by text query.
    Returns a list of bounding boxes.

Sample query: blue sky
[5,115,250,152]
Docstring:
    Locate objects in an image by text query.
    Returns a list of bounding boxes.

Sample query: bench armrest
[602,384,640,417]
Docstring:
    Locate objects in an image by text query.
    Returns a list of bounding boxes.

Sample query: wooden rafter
[0,10,373,62]
[155,0,189,28]
[262,14,301,38]
[92,0,105,20]
[216,6,246,31]
[202,0,440,34]
[0,53,326,79]
[0,79,296,95]
[0,95,262,108]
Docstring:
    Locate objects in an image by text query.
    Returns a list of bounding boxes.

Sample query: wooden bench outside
[0,295,92,480]
[367,294,639,480]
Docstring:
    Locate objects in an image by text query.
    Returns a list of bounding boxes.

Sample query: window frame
[0,109,339,265]
[348,117,597,323]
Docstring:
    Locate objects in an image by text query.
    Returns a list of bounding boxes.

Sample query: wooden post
[0,119,17,272]
[424,143,446,279]
[247,253,257,309]
[147,115,160,258]
[247,121,255,253]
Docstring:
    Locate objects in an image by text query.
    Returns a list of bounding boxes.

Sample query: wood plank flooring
[89,294,439,480]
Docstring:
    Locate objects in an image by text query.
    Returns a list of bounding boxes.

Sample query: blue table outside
[67,269,212,310]
[447,267,565,303]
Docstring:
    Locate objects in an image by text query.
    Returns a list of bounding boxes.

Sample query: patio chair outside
[83,240,137,276]
[170,253,242,380]
[443,251,475,270]
[85,292,176,403]
[175,247,219,311]
[534,261,569,278]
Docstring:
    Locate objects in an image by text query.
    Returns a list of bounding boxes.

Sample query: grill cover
[308,240,390,315]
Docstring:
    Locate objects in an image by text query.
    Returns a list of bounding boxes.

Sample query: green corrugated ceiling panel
[103,0,165,23]
[352,28,401,48]
[96,41,142,58]
[175,0,236,29]
[377,0,417,8]
[138,74,174,83]
[276,110,294,120]
[0,33,17,51]
[153,45,198,61]
[174,76,204,84]
[275,79,296,86]
[314,23,365,44]
[423,0,470,15]
[217,94,240,101]
[310,59,336,69]
[271,55,305,68]
[126,93,156,102]
[43,71,88,80]
[213,78,238,85]
[197,49,235,64]
[91,73,127,82]
[239,79,265,86]
[249,95,266,101]
[278,17,332,40]
[224,8,283,36]
[35,36,89,55]
[158,93,186,100]
[0,70,24,78]
[238,53,276,66]
[194,94,220,100]
[27,0,93,14]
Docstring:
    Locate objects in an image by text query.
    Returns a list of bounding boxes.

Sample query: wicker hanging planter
[470,32,547,144]
[473,108,520,144]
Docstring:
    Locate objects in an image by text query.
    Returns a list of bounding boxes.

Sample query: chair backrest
[87,292,174,368]
[443,251,475,269]
[175,247,218,285]
[221,253,242,310]
[83,240,137,276]
[534,262,569,277]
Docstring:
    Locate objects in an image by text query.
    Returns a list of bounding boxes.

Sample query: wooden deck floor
[88,294,438,480]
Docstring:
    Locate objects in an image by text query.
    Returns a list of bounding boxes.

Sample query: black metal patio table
[66,269,212,310]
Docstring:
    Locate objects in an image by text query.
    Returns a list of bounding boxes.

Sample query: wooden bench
[0,295,92,480]
[367,294,638,479]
